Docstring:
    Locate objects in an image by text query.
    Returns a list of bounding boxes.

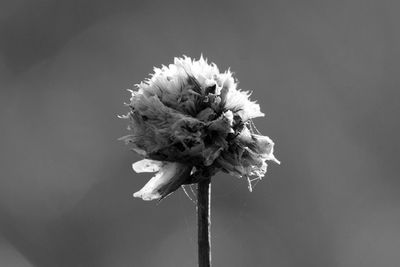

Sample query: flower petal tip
[272,156,281,165]
[132,159,163,173]
[133,191,161,201]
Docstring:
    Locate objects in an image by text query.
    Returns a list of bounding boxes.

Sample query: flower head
[120,56,279,201]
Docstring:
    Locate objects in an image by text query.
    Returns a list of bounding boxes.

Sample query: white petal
[252,135,281,164]
[132,159,163,173]
[223,110,234,125]
[133,162,183,201]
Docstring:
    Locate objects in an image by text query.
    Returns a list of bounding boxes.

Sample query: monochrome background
[1,0,399,266]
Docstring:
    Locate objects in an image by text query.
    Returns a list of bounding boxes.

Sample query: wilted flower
[120,56,279,201]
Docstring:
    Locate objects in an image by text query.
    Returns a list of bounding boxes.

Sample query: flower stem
[197,177,211,267]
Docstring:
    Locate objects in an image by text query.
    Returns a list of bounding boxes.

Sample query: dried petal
[132,159,163,173]
[121,56,279,200]
[133,162,192,201]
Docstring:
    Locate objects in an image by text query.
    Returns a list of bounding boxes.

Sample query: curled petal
[133,162,192,201]
[132,159,163,173]
[207,110,234,133]
[224,89,264,121]
[251,135,280,164]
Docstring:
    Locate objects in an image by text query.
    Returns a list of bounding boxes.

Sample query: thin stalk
[197,177,211,267]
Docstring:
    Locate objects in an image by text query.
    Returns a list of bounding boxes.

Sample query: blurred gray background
[1,0,400,266]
